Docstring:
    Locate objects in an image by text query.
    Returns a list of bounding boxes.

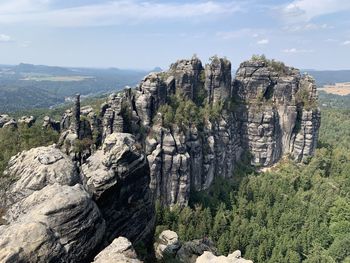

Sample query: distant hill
[0,64,149,112]
[302,69,350,86]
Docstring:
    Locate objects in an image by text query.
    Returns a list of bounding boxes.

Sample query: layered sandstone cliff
[80,55,320,207]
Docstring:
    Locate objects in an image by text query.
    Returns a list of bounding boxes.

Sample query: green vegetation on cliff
[155,108,350,263]
[0,125,59,183]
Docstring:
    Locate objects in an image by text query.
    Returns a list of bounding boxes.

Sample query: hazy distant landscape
[0,63,153,112]
[1,62,349,113]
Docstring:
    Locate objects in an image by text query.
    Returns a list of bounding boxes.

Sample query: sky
[0,0,349,70]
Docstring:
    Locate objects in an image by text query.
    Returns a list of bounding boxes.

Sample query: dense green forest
[155,108,350,262]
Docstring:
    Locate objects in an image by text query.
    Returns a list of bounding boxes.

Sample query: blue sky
[0,0,349,70]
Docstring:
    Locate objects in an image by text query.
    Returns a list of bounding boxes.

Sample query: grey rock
[176,238,218,263]
[169,56,204,100]
[42,116,60,131]
[2,118,17,129]
[92,237,141,263]
[196,250,253,263]
[3,145,79,206]
[154,230,181,259]
[82,133,155,243]
[0,183,105,263]
[17,115,36,127]
[205,56,232,104]
[0,114,11,128]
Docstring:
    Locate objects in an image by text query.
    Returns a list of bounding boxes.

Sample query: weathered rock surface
[87,56,321,207]
[0,183,105,263]
[235,59,321,165]
[196,250,253,263]
[205,56,231,104]
[17,115,36,127]
[0,114,11,128]
[42,116,60,131]
[154,230,181,259]
[2,145,79,206]
[92,237,141,263]
[154,230,218,263]
[169,56,203,100]
[82,132,155,244]
[176,238,218,263]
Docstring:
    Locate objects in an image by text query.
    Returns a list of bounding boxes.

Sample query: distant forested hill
[0,64,153,112]
[303,69,350,86]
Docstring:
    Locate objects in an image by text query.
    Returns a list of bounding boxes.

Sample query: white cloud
[283,23,332,32]
[19,40,31,47]
[324,38,338,42]
[280,0,350,23]
[0,34,12,42]
[216,28,266,40]
[257,39,269,45]
[282,48,314,53]
[0,0,242,27]
[342,40,350,45]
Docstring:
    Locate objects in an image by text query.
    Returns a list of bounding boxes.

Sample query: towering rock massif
[234,59,321,165]
[86,55,320,207]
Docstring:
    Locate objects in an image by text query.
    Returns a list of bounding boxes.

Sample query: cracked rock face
[0,183,105,263]
[205,57,232,104]
[2,145,79,207]
[235,59,320,165]
[82,132,155,244]
[169,57,204,100]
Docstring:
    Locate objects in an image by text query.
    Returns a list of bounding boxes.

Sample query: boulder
[0,114,11,128]
[3,145,79,206]
[92,237,141,263]
[154,230,181,259]
[42,116,60,132]
[196,250,253,263]
[0,183,105,263]
[17,115,36,127]
[176,238,218,263]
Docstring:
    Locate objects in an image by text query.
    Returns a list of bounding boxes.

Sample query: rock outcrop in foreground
[0,135,154,262]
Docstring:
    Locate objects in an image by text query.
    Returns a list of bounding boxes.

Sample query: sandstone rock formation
[154,230,181,259]
[17,115,36,127]
[42,116,60,131]
[0,183,105,263]
[0,114,11,128]
[0,136,154,262]
[176,238,218,263]
[68,55,320,207]
[92,237,141,263]
[154,230,218,263]
[234,59,321,166]
[82,132,155,244]
[196,250,253,263]
[2,145,79,207]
